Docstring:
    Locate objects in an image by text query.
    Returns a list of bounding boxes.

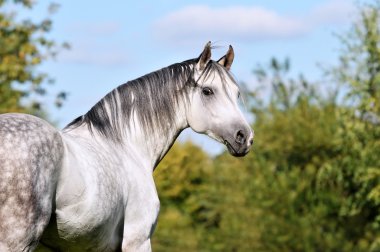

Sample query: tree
[331,0,380,117]
[239,3,380,248]
[153,141,213,251]
[0,0,68,116]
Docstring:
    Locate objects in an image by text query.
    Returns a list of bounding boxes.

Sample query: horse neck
[124,102,188,171]
[64,62,196,172]
[64,97,188,173]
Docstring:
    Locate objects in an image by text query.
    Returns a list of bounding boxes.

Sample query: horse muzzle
[223,128,254,157]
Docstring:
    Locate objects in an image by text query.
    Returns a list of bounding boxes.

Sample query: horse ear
[217,45,234,70]
[197,41,212,71]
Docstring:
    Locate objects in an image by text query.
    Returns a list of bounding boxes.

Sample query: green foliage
[0,0,68,116]
[332,0,380,114]
[153,141,212,251]
[248,85,380,251]
[152,2,380,251]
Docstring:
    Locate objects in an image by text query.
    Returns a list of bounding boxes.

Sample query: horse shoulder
[49,128,126,245]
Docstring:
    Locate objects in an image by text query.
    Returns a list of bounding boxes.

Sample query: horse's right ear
[196,41,212,71]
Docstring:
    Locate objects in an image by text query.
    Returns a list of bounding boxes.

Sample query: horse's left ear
[197,41,212,71]
[217,45,234,70]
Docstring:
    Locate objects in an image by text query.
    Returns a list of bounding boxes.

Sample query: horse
[0,42,253,251]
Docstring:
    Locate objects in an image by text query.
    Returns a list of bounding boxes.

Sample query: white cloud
[153,0,355,45]
[154,5,306,43]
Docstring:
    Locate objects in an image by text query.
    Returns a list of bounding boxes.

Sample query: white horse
[0,42,253,251]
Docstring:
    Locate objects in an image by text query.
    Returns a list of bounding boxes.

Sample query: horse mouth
[223,140,249,157]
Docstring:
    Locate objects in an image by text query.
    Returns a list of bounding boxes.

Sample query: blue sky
[20,0,358,154]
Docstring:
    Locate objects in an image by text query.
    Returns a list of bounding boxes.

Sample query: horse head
[186,42,254,157]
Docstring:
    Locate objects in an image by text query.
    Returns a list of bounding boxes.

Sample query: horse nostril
[235,130,246,144]
[249,138,253,145]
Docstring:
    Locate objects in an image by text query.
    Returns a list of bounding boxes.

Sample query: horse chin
[224,140,249,157]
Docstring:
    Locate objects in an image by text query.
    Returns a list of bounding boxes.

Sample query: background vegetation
[1,1,379,251]
[0,0,67,117]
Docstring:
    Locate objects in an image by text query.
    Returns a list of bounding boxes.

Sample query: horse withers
[0,42,253,251]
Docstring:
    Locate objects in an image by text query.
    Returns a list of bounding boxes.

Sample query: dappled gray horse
[0,42,253,251]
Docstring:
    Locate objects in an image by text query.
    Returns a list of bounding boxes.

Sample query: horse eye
[202,87,214,96]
